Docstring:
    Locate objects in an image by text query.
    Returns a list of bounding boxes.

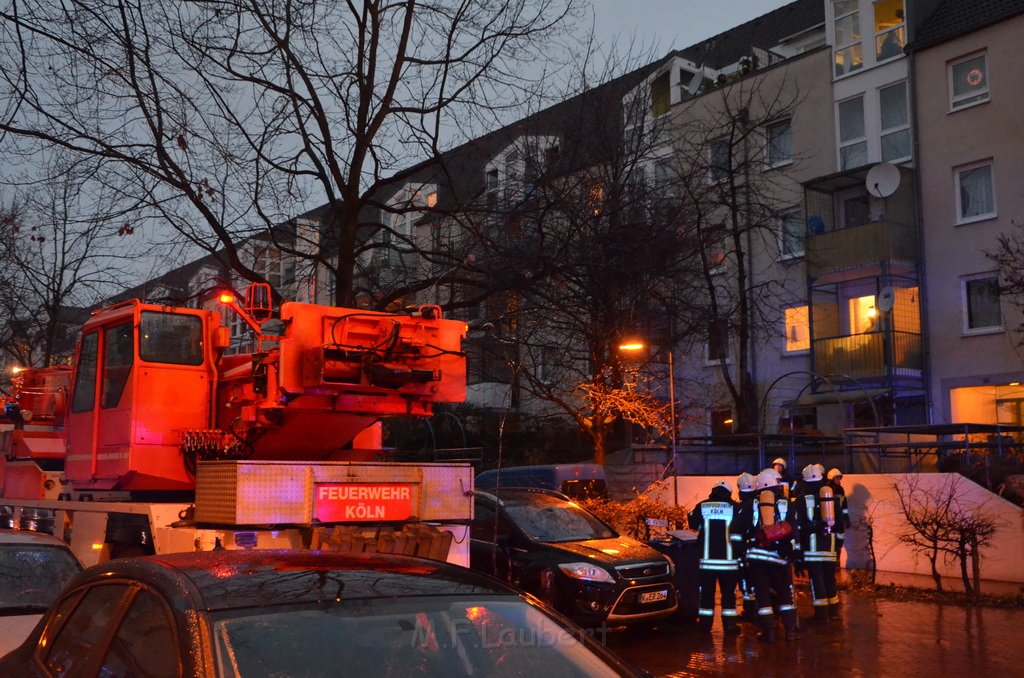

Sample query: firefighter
[795,464,843,623]
[688,480,744,635]
[771,457,794,498]
[827,468,852,533]
[735,471,759,621]
[744,469,800,643]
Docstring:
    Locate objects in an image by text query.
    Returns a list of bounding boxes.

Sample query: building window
[838,96,867,169]
[705,322,728,364]
[785,305,810,353]
[879,81,911,162]
[710,407,734,436]
[710,138,730,183]
[833,0,863,77]
[779,211,804,259]
[949,53,989,110]
[955,161,996,224]
[874,0,905,61]
[651,72,670,117]
[848,294,878,333]
[765,119,792,168]
[962,274,1002,333]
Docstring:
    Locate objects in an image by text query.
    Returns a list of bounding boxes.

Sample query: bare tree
[435,61,702,464]
[893,475,1000,595]
[0,156,143,369]
[0,0,579,306]
[667,74,807,433]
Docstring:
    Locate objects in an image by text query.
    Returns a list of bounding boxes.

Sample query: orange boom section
[43,288,467,493]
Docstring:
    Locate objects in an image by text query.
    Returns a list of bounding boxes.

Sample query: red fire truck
[0,284,473,567]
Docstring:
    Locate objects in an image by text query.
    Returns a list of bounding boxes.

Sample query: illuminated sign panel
[314,483,416,522]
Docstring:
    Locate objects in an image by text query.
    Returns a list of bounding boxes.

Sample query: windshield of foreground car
[0,544,82,614]
[503,495,616,543]
[213,595,625,677]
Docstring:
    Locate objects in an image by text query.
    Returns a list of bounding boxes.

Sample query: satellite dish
[877,286,895,313]
[866,163,900,198]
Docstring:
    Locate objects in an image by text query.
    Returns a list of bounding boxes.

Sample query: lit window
[426,192,438,207]
[880,82,911,162]
[587,182,605,216]
[833,0,863,77]
[849,294,878,334]
[651,72,670,117]
[779,211,804,259]
[874,0,906,61]
[962,275,1002,333]
[955,161,996,224]
[785,306,810,353]
[765,119,792,168]
[949,53,989,110]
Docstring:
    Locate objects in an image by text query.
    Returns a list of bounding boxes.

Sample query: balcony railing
[812,330,922,381]
[805,220,917,277]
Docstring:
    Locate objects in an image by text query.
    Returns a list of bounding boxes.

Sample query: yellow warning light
[92,543,104,550]
[218,293,235,305]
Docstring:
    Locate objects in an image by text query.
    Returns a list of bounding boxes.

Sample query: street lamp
[618,339,678,507]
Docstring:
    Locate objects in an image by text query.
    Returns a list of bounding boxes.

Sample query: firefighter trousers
[748,559,797,639]
[697,567,739,631]
[807,560,838,619]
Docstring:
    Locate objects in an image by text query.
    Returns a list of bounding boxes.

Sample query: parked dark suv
[470,488,678,628]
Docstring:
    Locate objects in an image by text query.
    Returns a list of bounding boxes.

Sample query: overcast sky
[588,0,798,55]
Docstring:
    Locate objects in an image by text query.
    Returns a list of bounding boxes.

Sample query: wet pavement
[605,588,1022,677]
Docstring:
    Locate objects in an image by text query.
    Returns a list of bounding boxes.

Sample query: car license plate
[640,589,668,604]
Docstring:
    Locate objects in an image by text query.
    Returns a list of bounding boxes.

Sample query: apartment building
[909,1,1024,426]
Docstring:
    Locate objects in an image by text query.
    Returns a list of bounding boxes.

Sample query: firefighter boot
[757,616,776,643]
[723,617,741,636]
[782,609,801,641]
[810,605,830,624]
[697,616,713,634]
[828,603,841,622]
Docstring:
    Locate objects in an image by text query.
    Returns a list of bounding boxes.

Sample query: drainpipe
[907,47,933,423]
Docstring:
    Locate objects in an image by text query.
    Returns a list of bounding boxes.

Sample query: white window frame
[832,0,863,78]
[879,81,911,163]
[837,95,867,170]
[778,210,805,259]
[709,137,731,184]
[873,0,906,63]
[764,118,793,169]
[949,52,990,111]
[961,273,1003,335]
[954,160,997,225]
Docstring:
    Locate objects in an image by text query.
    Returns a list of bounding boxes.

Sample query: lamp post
[618,340,679,507]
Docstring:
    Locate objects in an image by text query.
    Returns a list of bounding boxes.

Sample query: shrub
[580,494,690,540]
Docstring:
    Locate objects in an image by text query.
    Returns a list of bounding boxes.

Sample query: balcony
[812,330,922,382]
[806,219,917,279]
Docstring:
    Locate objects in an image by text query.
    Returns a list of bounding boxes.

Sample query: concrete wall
[647,473,1024,590]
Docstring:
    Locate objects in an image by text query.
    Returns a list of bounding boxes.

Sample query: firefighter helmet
[771,457,787,470]
[802,464,823,482]
[713,480,733,495]
[755,469,780,490]
[827,467,843,481]
[736,472,756,492]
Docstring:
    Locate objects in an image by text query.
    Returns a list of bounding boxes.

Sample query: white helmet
[713,480,733,494]
[802,464,823,482]
[755,469,780,490]
[827,468,843,481]
[736,472,756,492]
[771,457,787,470]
